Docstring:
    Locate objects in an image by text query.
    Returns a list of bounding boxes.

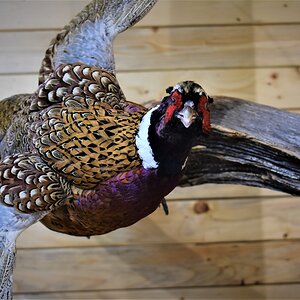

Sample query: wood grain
[114,25,300,71]
[1,67,300,109]
[1,24,299,74]
[14,284,300,300]
[17,195,300,249]
[181,97,300,194]
[167,184,283,200]
[1,0,299,30]
[13,240,300,293]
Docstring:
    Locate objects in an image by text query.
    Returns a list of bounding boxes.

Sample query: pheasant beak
[176,101,197,128]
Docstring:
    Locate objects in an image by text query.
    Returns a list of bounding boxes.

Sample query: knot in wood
[194,201,209,214]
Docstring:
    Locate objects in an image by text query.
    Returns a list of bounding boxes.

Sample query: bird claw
[161,198,169,215]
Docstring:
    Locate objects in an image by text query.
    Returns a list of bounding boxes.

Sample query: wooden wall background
[0,0,300,298]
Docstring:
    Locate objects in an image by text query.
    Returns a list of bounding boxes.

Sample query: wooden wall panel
[0,0,299,30]
[1,25,300,74]
[1,67,300,108]
[17,195,300,248]
[115,25,300,71]
[13,241,300,293]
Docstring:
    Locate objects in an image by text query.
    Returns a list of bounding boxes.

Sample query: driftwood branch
[179,96,300,195]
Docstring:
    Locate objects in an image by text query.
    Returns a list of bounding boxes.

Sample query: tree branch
[180,96,300,195]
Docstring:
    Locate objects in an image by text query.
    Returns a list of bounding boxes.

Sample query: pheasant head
[136,81,213,177]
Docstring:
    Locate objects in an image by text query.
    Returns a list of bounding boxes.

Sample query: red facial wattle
[165,90,182,124]
[199,94,211,134]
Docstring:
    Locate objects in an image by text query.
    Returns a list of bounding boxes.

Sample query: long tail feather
[0,187,51,299]
[0,232,18,300]
[39,0,157,84]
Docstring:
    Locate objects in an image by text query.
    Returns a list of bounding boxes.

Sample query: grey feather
[39,0,157,85]
[0,206,47,299]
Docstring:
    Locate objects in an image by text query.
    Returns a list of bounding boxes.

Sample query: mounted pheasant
[0,0,212,298]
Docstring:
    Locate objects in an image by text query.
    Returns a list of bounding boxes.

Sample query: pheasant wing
[39,0,157,84]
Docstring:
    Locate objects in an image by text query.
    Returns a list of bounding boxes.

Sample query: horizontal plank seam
[13,281,300,296]
[1,65,300,77]
[17,238,300,251]
[167,195,295,202]
[2,22,300,33]
[2,66,300,78]
[115,65,300,73]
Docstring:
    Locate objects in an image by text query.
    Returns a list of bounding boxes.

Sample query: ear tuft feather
[208,96,214,104]
[166,86,173,94]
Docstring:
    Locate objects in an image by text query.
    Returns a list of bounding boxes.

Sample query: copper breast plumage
[31,63,146,189]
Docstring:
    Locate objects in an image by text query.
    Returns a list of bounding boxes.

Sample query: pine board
[1,0,299,30]
[1,24,300,74]
[168,184,284,200]
[118,67,300,108]
[14,284,300,300]
[13,240,300,293]
[17,195,300,248]
[1,67,299,109]
[118,67,300,109]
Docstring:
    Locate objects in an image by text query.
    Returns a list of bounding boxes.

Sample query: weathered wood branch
[180,96,300,195]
